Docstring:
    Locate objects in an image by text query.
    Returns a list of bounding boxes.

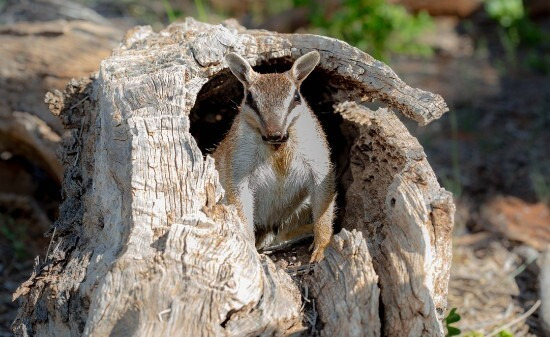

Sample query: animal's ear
[291,51,320,83]
[225,53,255,86]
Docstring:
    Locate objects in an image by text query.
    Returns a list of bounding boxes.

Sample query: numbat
[213,51,336,262]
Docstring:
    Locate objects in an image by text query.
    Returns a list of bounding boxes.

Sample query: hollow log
[13,18,454,337]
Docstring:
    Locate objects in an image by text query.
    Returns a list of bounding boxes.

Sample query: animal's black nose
[269,131,282,140]
[262,132,288,143]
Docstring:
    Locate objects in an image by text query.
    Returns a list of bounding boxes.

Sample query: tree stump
[13,18,454,337]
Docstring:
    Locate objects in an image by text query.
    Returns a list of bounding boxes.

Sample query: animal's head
[225,51,320,144]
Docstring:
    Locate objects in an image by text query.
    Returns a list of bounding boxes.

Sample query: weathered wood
[0,110,62,183]
[540,250,550,336]
[0,0,108,25]
[481,196,550,251]
[13,18,453,337]
[337,102,454,336]
[307,229,381,337]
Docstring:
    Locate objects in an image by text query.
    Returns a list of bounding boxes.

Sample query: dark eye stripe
[283,90,301,127]
[245,91,264,123]
[246,92,259,113]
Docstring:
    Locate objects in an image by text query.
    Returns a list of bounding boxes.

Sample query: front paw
[309,238,330,263]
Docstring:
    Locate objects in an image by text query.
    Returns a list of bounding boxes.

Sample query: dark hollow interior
[190,57,358,234]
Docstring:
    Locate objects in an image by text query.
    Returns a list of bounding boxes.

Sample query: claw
[309,244,326,263]
[309,229,331,262]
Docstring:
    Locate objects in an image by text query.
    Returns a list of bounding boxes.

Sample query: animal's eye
[294,91,301,102]
[246,92,253,104]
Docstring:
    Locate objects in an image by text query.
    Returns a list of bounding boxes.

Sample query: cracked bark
[13,19,454,337]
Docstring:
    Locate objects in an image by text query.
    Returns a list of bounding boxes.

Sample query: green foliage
[162,0,178,23]
[459,326,516,337]
[0,214,28,261]
[445,308,461,337]
[193,0,209,22]
[526,51,550,74]
[441,109,462,199]
[484,0,547,69]
[298,0,434,61]
[162,0,214,24]
[463,332,483,337]
[497,330,515,337]
[531,170,550,204]
[485,0,524,28]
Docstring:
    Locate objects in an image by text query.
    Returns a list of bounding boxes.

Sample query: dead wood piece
[12,19,452,337]
[0,0,108,24]
[307,229,381,337]
[0,111,62,183]
[481,196,550,251]
[337,102,454,336]
[0,19,122,133]
[540,250,550,336]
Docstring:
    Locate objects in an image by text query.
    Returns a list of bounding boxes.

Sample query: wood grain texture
[337,102,454,336]
[13,19,453,337]
[539,250,550,336]
[307,229,381,337]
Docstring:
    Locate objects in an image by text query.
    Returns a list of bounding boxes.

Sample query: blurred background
[0,0,548,336]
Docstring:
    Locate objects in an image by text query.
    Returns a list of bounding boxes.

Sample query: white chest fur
[250,151,312,229]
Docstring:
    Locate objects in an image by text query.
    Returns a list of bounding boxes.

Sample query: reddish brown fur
[270,142,293,177]
[212,116,240,217]
[249,74,293,112]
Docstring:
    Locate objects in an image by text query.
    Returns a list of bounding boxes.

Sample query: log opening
[189,57,388,234]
